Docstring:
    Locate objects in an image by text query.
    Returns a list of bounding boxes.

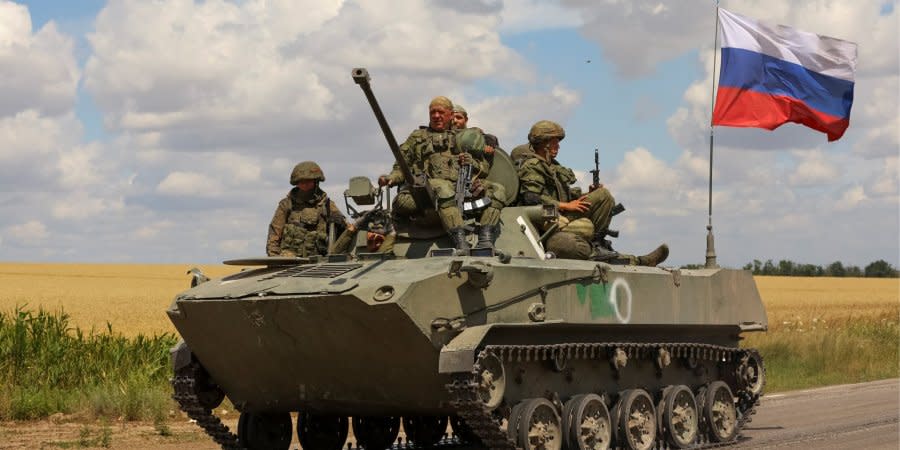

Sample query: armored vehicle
[167,69,767,450]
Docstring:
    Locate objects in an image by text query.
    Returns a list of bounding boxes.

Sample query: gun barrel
[352,68,416,188]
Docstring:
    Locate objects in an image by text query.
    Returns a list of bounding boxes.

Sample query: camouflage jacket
[266,188,346,257]
[517,154,576,206]
[510,144,576,185]
[388,127,491,184]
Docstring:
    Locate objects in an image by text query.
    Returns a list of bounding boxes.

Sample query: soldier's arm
[388,131,423,185]
[330,228,358,254]
[266,198,291,256]
[517,160,558,206]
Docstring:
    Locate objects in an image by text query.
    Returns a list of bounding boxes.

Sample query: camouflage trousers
[429,178,505,229]
[394,180,505,230]
[565,186,615,236]
[545,231,637,263]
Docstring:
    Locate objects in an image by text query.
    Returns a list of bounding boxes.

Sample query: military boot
[449,227,470,251]
[591,246,633,265]
[475,225,498,249]
[636,244,669,267]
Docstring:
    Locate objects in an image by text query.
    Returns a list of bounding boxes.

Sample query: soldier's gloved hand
[458,152,474,166]
[378,175,392,187]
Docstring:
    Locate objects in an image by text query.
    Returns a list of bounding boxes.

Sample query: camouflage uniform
[518,153,617,239]
[266,162,348,257]
[422,128,506,248]
[517,121,668,265]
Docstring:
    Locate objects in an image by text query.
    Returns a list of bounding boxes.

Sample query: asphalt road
[735,378,899,449]
[5,379,896,449]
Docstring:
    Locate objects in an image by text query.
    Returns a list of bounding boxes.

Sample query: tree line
[683,259,898,277]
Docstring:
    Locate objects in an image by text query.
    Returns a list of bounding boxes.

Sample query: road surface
[2,379,897,449]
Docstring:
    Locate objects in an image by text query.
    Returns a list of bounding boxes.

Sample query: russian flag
[712,9,858,142]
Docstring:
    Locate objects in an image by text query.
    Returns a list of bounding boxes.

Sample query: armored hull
[168,206,767,450]
[167,67,768,450]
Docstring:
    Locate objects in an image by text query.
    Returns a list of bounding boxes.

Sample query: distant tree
[846,265,863,277]
[864,260,899,278]
[778,259,795,276]
[762,259,776,275]
[826,261,845,277]
[681,264,705,270]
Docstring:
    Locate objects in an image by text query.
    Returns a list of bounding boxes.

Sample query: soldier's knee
[546,231,592,260]
[587,186,614,205]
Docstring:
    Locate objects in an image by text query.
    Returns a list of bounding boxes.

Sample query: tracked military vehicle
[168,68,767,450]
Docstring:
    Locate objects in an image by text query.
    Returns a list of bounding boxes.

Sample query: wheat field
[1,263,896,337]
[0,263,239,336]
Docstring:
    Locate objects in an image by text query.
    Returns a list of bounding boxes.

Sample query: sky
[0,0,897,267]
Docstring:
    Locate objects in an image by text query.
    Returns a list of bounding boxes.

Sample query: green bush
[0,306,177,421]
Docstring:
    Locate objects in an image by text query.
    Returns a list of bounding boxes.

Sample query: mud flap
[438,325,495,374]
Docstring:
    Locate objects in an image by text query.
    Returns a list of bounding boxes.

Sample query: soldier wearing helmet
[517,121,669,266]
[378,97,507,250]
[266,161,348,257]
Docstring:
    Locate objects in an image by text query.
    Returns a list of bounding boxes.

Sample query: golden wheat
[1,265,897,336]
[0,263,238,336]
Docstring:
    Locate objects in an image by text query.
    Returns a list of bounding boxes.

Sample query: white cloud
[157,171,224,197]
[6,220,48,244]
[498,0,583,33]
[51,194,125,220]
[0,1,79,117]
[866,156,899,197]
[834,185,868,211]
[218,239,250,254]
[788,150,840,186]
[615,147,680,191]
[131,220,175,240]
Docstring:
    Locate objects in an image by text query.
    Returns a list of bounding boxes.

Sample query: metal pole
[705,2,720,269]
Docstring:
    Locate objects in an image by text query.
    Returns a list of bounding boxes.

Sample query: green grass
[744,313,900,392]
[2,304,898,422]
[0,306,177,421]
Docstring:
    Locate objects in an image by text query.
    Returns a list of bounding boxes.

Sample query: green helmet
[290,161,325,184]
[527,120,565,144]
[456,128,484,153]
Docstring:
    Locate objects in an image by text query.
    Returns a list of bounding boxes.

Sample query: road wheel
[352,416,400,449]
[402,415,448,447]
[296,413,348,450]
[567,394,611,450]
[614,389,656,450]
[237,411,292,450]
[661,385,698,448]
[516,398,562,450]
[704,381,738,442]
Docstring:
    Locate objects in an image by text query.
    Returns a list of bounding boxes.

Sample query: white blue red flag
[712,9,858,141]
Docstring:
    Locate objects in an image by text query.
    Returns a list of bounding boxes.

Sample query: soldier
[451,104,468,129]
[379,97,506,250]
[266,161,348,257]
[377,96,453,217]
[517,120,668,266]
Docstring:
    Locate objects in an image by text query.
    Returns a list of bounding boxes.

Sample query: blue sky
[1,0,897,267]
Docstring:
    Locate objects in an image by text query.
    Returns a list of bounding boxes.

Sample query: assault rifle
[590,148,625,218]
[456,158,473,213]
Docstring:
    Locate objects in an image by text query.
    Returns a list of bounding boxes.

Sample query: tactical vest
[423,130,462,181]
[280,194,329,257]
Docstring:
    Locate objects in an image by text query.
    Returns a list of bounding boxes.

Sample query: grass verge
[0,306,177,421]
[744,312,899,392]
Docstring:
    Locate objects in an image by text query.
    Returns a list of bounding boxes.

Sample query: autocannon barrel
[352,68,416,188]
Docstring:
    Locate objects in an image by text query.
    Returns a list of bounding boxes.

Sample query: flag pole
[705,1,720,269]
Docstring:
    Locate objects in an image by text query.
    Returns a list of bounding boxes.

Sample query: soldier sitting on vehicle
[517,120,669,266]
[266,161,349,257]
[379,97,506,251]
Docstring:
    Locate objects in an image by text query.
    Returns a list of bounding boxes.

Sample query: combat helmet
[290,161,325,185]
[527,120,565,144]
